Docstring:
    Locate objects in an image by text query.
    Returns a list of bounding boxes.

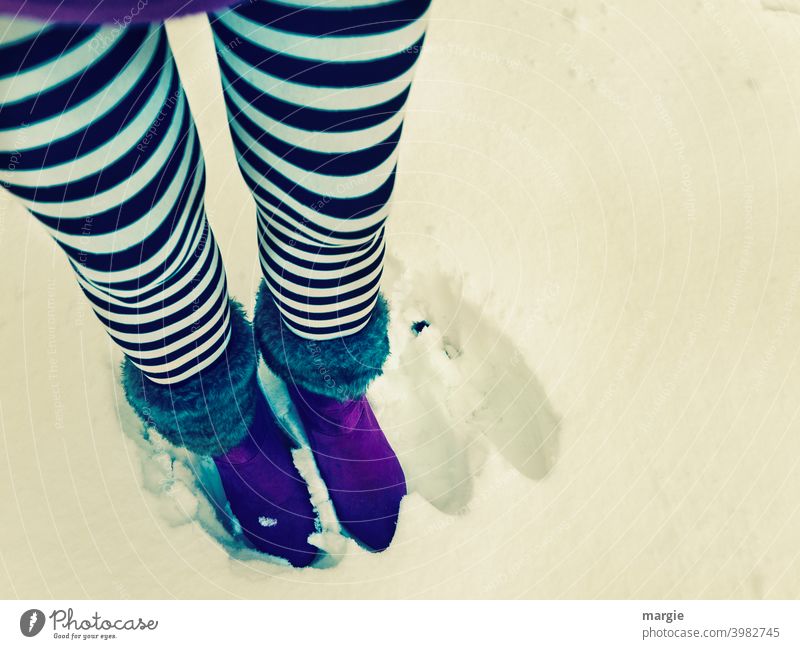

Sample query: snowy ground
[3,0,800,598]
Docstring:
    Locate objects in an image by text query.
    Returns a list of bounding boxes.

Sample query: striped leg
[211,0,430,340]
[0,17,233,386]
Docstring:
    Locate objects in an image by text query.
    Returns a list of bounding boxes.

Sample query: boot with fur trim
[253,283,405,551]
[122,299,319,567]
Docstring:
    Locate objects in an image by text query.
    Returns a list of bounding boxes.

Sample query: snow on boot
[121,299,319,567]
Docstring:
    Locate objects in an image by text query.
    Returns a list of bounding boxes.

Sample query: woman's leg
[0,16,255,452]
[0,16,319,565]
[211,0,430,550]
[211,0,429,346]
[0,18,233,386]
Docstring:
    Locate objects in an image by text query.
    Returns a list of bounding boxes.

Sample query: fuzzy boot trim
[253,282,390,401]
[121,299,258,456]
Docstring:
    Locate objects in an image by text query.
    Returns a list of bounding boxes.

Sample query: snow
[3,0,800,597]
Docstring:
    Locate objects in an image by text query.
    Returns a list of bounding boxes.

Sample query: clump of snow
[371,255,560,514]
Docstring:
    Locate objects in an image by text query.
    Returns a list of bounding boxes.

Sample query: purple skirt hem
[1,0,236,24]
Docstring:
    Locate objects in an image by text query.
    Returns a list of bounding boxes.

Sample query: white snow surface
[2,0,800,597]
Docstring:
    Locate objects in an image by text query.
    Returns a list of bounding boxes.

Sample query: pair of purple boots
[213,383,405,567]
[122,291,402,568]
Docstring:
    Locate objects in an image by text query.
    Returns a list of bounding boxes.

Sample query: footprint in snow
[371,253,561,515]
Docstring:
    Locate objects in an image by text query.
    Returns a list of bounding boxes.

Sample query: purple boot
[253,283,405,552]
[212,389,320,567]
[122,299,319,567]
[289,385,406,552]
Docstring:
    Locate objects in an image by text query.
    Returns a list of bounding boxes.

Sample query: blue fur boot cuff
[120,299,258,456]
[253,282,390,402]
